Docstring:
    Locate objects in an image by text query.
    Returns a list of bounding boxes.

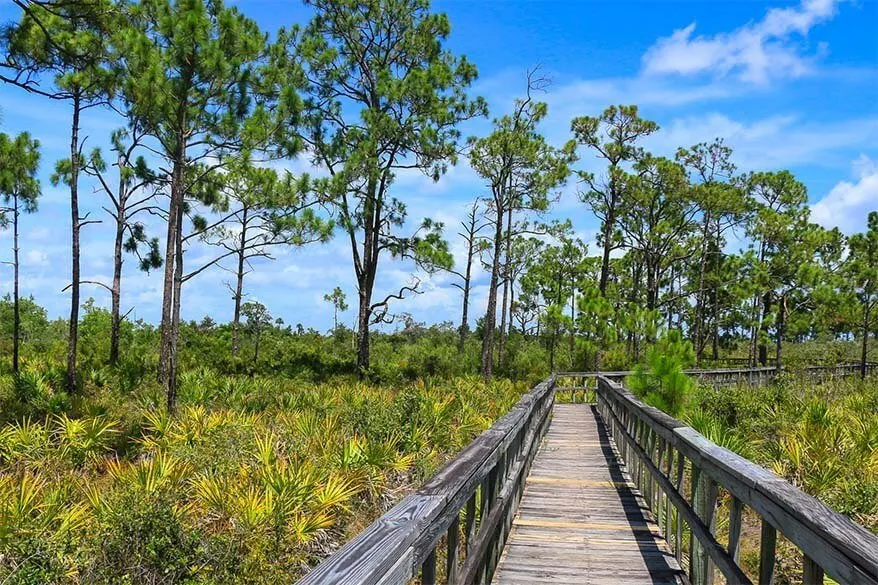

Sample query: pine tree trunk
[712,217,721,361]
[630,260,642,361]
[498,205,512,365]
[748,294,759,367]
[356,284,371,376]
[598,209,614,296]
[232,207,248,358]
[711,280,720,361]
[66,92,82,393]
[861,303,870,380]
[693,212,711,363]
[12,195,20,374]
[354,170,382,378]
[159,155,182,388]
[109,208,124,367]
[759,293,771,366]
[458,252,471,354]
[569,277,575,369]
[167,208,183,412]
[646,262,657,312]
[508,285,515,338]
[480,201,504,380]
[775,295,785,373]
[712,324,719,361]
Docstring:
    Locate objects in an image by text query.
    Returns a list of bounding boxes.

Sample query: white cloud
[25,250,48,266]
[642,0,839,84]
[812,155,878,234]
[644,113,878,170]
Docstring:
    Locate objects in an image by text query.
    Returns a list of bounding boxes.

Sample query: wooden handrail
[595,375,878,585]
[296,377,555,585]
[298,366,876,584]
[558,363,877,378]
[554,363,876,401]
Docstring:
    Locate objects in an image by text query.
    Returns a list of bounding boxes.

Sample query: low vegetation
[683,375,877,583]
[689,375,878,530]
[0,366,524,583]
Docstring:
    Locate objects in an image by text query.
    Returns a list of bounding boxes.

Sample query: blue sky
[0,0,876,331]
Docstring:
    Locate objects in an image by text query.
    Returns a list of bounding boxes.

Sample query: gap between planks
[492,404,685,585]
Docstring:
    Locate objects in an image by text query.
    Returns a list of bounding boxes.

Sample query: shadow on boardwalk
[493,404,685,585]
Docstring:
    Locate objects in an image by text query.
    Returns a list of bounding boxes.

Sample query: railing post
[497,451,507,490]
[664,442,673,544]
[691,464,718,585]
[485,459,502,581]
[728,496,743,564]
[446,511,460,585]
[803,555,824,585]
[656,437,665,533]
[645,430,656,510]
[636,420,645,489]
[759,519,777,585]
[421,548,436,585]
[465,492,477,555]
[674,451,685,564]
[480,474,492,523]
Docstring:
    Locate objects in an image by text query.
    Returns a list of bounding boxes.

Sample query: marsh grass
[688,375,878,583]
[0,370,524,584]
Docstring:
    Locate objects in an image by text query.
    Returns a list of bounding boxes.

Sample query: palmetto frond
[107,451,191,494]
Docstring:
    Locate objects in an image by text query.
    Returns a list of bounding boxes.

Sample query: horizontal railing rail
[595,375,878,585]
[296,377,555,585]
[298,365,876,584]
[555,363,875,402]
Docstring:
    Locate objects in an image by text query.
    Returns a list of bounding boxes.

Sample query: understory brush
[0,368,525,584]
[688,375,878,529]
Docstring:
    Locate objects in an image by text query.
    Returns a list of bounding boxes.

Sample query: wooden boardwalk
[494,404,685,585]
[299,372,878,585]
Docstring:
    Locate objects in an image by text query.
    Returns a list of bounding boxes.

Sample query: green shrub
[85,490,201,584]
[626,330,695,416]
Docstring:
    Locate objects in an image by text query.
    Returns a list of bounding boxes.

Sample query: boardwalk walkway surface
[297,369,878,585]
[494,404,685,585]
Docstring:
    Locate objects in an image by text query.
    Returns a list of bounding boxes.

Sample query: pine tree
[198,159,331,357]
[677,139,745,361]
[469,74,574,379]
[618,155,697,313]
[116,0,279,409]
[2,0,117,391]
[745,171,841,370]
[447,200,490,352]
[572,105,658,297]
[277,0,485,377]
[0,132,41,373]
[844,212,878,378]
[323,287,349,331]
[82,125,162,366]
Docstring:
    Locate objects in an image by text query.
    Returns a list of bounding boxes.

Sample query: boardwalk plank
[493,404,685,585]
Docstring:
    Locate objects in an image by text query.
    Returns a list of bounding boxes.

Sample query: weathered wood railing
[296,377,555,585]
[805,361,877,380]
[554,362,876,400]
[595,375,878,585]
[299,365,876,584]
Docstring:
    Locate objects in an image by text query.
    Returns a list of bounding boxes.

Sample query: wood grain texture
[493,404,685,585]
[296,380,553,585]
[596,375,878,585]
[299,370,877,585]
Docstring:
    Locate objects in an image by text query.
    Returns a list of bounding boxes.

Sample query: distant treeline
[0,0,874,412]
